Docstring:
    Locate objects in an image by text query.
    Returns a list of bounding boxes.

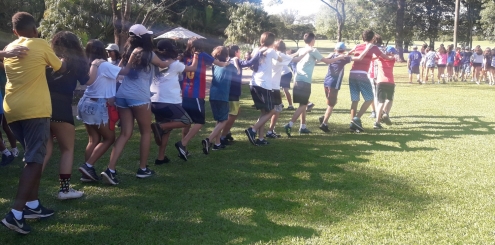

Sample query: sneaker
[266,132,280,138]
[306,103,315,112]
[136,167,155,178]
[78,164,99,182]
[212,144,226,150]
[101,168,119,185]
[417,79,421,84]
[244,128,257,145]
[220,138,231,146]
[284,124,292,137]
[373,122,383,129]
[1,212,30,234]
[24,203,54,219]
[155,156,170,165]
[351,117,365,132]
[287,105,295,110]
[382,113,392,125]
[177,151,191,158]
[150,123,164,146]
[57,188,84,200]
[299,128,311,134]
[202,138,210,155]
[0,153,15,166]
[255,139,270,145]
[369,111,376,118]
[10,148,19,157]
[80,177,93,182]
[174,141,188,161]
[319,124,330,132]
[225,132,234,141]
[318,116,324,125]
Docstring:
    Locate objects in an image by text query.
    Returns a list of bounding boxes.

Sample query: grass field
[1,49,495,244]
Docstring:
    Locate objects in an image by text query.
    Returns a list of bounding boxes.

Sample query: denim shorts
[77,97,108,126]
[349,73,374,102]
[115,97,149,109]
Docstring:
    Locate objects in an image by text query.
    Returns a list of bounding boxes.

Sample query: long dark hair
[156,40,178,60]
[52,31,88,78]
[184,37,203,59]
[122,33,154,79]
[85,39,107,63]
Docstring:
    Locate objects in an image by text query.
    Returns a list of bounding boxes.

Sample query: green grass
[1,60,495,244]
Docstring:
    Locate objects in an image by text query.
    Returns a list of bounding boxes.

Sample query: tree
[224,3,272,45]
[320,0,346,42]
[278,9,298,25]
[396,0,406,62]
[287,24,315,48]
[479,0,495,42]
[0,0,45,38]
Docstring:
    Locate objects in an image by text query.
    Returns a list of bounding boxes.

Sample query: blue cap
[386,46,397,54]
[335,42,346,51]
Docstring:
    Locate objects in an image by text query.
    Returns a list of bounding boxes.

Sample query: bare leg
[221,113,239,138]
[356,100,373,118]
[108,108,133,170]
[157,132,171,160]
[83,124,100,163]
[87,124,115,166]
[181,124,203,147]
[130,104,152,169]
[13,163,43,211]
[283,88,293,106]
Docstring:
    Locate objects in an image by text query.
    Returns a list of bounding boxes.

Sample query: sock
[141,168,147,171]
[215,143,221,147]
[85,162,93,168]
[251,128,257,133]
[108,168,116,173]
[25,200,39,209]
[2,149,11,156]
[300,124,307,129]
[288,121,294,127]
[59,174,71,193]
[259,137,264,141]
[11,209,22,220]
[267,130,273,134]
[322,123,327,126]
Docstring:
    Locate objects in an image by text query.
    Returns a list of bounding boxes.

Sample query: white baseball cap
[129,24,153,37]
[105,43,119,52]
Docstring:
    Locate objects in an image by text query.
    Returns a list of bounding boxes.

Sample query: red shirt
[351,44,382,73]
[376,57,395,84]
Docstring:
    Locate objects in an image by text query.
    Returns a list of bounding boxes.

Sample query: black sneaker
[318,116,324,125]
[202,138,210,155]
[101,168,119,185]
[150,123,164,146]
[284,124,292,137]
[306,103,315,112]
[212,144,226,150]
[136,167,155,178]
[0,153,15,166]
[155,157,170,165]
[382,113,392,125]
[220,138,231,145]
[244,128,257,145]
[24,203,54,219]
[78,163,99,181]
[265,132,280,138]
[319,124,330,132]
[175,141,188,161]
[351,117,365,132]
[225,132,234,141]
[287,105,295,110]
[373,122,383,129]
[299,128,311,134]
[1,211,30,234]
[255,139,270,145]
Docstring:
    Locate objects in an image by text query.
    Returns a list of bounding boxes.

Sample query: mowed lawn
[1,49,495,244]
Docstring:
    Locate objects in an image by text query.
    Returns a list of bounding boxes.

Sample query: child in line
[420,44,428,83]
[471,46,483,84]
[374,46,398,129]
[491,49,495,86]
[407,45,422,84]
[436,46,447,83]
[424,47,436,83]
[453,47,462,81]
[460,47,472,82]
[482,47,492,84]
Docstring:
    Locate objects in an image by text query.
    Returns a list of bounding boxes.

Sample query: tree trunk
[395,0,406,62]
[112,0,131,51]
[337,18,343,42]
[404,41,409,53]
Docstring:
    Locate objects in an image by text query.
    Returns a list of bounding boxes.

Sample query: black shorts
[181,98,206,124]
[51,92,75,125]
[376,83,395,103]
[272,90,282,105]
[250,86,273,111]
[293,81,311,105]
[437,64,446,68]
[280,73,292,89]
[9,118,50,164]
[472,63,482,67]
[151,103,192,125]
[210,100,229,122]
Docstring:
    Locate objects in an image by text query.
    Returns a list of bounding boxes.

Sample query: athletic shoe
[417,79,421,84]
[369,111,376,118]
[24,203,54,219]
[155,157,170,165]
[220,138,231,146]
[299,128,311,134]
[202,138,210,155]
[78,164,99,182]
[80,177,93,183]
[136,167,155,178]
[319,124,330,132]
[306,103,315,112]
[284,124,292,137]
[266,132,280,138]
[351,117,365,132]
[1,211,30,234]
[225,132,234,141]
[382,113,392,125]
[0,153,15,166]
[287,105,295,110]
[101,168,119,185]
[10,148,19,157]
[150,123,164,146]
[244,128,257,145]
[255,139,270,145]
[349,122,357,132]
[212,144,226,150]
[373,122,383,129]
[175,141,188,161]
[177,151,191,158]
[318,116,324,125]
[57,188,84,200]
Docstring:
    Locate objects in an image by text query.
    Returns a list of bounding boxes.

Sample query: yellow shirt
[3,38,62,123]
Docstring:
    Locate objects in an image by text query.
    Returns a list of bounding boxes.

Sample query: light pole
[454,0,460,47]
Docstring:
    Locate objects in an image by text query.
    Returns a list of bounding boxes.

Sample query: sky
[262,0,321,16]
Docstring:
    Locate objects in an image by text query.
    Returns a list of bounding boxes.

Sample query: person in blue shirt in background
[460,47,472,82]
[407,45,422,84]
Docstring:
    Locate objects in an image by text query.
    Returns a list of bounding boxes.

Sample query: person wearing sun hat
[105,43,121,66]
[373,46,397,129]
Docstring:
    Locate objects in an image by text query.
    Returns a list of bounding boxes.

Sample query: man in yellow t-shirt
[1,12,66,235]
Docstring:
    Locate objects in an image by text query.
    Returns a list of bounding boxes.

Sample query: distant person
[460,46,472,82]
[471,45,483,84]
[436,45,447,83]
[407,45,422,84]
[491,48,495,86]
[453,47,462,81]
[446,44,455,82]
[420,44,428,83]
[424,47,436,83]
[106,43,121,66]
[374,46,398,129]
[481,47,492,84]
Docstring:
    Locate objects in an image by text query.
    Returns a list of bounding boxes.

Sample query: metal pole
[454,0,460,47]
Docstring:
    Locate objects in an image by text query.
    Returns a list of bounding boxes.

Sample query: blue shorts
[77,97,108,126]
[408,66,420,74]
[115,97,149,109]
[324,75,344,90]
[349,73,374,102]
[210,100,229,122]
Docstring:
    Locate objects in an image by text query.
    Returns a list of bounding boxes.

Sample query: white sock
[300,124,307,129]
[215,143,221,146]
[85,162,93,168]
[25,200,39,209]
[141,168,147,171]
[2,149,11,156]
[258,137,264,141]
[108,168,116,173]
[11,209,22,220]
[251,128,257,133]
[288,121,294,127]
[267,130,273,134]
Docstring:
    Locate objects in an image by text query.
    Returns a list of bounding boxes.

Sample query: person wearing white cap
[105,43,121,66]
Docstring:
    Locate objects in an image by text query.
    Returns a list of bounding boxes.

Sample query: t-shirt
[376,57,395,84]
[151,60,185,104]
[210,64,235,102]
[461,52,472,64]
[182,52,215,99]
[437,53,448,65]
[425,51,436,67]
[408,51,422,67]
[47,66,88,96]
[116,53,156,102]
[324,53,351,87]
[229,52,262,100]
[491,56,495,67]
[454,52,462,66]
[447,51,455,63]
[472,53,483,63]
[350,44,382,73]
[251,48,279,90]
[3,38,62,123]
[272,52,293,89]
[84,62,121,98]
[295,48,324,83]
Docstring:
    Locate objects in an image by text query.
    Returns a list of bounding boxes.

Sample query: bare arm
[183,53,199,72]
[231,57,241,74]
[319,55,347,65]
[351,43,374,61]
[86,59,106,86]
[213,59,228,67]
[0,46,29,58]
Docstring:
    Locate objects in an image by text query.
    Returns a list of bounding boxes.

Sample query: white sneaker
[10,148,19,157]
[57,188,84,200]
